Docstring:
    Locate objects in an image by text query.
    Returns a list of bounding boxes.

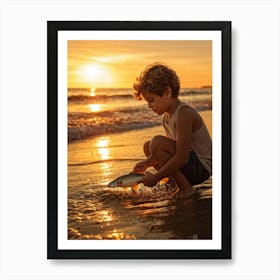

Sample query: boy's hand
[137,171,158,187]
[133,160,148,173]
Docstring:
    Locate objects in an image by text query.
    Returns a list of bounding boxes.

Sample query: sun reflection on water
[98,148,109,160]
[98,210,113,223]
[96,137,110,147]
[88,103,102,112]
[108,230,136,239]
[96,137,110,160]
[68,227,136,240]
[90,87,96,96]
[95,137,112,182]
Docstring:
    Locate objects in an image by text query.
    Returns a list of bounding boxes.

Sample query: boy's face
[142,91,171,115]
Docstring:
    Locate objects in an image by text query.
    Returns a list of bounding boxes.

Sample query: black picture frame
[47,21,231,259]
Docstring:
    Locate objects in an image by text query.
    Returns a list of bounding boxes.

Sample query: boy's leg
[143,140,161,170]
[149,135,193,194]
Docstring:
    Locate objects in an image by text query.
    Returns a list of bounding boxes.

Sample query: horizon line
[68,85,212,90]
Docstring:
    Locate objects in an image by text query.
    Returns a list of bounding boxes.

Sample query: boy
[133,63,212,195]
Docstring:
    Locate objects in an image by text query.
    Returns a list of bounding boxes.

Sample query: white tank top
[163,102,212,174]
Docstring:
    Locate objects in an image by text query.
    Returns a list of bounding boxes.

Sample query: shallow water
[68,126,212,240]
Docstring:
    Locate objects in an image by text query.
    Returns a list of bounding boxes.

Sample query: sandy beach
[68,109,212,240]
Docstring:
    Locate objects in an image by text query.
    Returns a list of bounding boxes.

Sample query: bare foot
[173,188,195,199]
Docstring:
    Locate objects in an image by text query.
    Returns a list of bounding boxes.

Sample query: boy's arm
[134,156,157,173]
[153,108,193,182]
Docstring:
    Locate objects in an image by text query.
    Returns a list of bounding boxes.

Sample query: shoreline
[68,109,212,145]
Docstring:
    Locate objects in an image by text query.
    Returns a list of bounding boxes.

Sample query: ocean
[68,88,212,240]
[68,87,212,142]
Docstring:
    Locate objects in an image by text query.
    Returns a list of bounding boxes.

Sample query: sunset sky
[68,40,212,89]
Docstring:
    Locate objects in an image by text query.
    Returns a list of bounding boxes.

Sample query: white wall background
[0,0,279,279]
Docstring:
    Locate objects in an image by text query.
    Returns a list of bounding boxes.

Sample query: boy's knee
[150,135,167,152]
[150,135,176,155]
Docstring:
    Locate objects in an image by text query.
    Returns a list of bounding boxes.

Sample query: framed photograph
[47,21,231,259]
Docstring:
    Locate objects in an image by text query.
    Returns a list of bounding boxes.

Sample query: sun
[83,65,102,79]
[80,64,113,87]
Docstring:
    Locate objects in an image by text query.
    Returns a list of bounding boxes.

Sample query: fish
[108,173,145,188]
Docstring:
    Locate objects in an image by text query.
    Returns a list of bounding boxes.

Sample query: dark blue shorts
[180,150,210,186]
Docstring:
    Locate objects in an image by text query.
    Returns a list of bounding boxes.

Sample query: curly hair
[133,63,180,100]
